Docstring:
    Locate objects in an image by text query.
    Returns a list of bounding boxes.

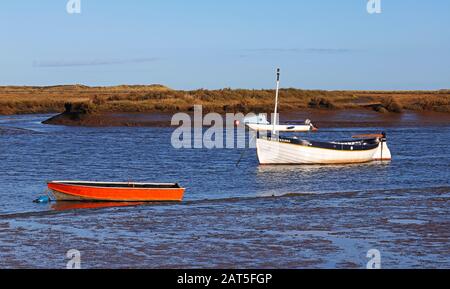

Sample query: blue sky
[1,0,449,90]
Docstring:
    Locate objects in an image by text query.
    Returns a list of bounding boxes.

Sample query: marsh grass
[0,85,449,115]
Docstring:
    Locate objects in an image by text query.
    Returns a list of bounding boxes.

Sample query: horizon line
[0,84,449,92]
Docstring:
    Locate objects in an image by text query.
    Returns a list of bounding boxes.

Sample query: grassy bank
[1,85,450,115]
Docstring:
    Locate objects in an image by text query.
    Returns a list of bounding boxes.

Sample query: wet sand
[0,187,448,268]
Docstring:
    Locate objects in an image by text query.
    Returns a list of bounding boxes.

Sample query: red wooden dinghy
[48,181,185,202]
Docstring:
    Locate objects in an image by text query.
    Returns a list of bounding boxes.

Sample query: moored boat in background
[243,114,317,132]
[243,68,317,133]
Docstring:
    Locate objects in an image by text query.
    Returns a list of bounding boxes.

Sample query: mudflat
[41,110,450,128]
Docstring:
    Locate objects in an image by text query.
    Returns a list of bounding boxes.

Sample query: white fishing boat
[256,133,391,164]
[255,69,392,165]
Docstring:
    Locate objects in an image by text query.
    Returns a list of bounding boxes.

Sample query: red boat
[47,181,185,202]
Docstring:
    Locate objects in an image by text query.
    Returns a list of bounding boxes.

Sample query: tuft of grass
[380,96,403,113]
[404,97,450,112]
[308,97,337,109]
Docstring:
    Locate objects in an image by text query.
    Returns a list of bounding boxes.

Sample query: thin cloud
[33,57,160,68]
[243,48,354,54]
[303,48,353,54]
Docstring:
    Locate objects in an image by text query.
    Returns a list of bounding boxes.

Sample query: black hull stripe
[260,136,380,151]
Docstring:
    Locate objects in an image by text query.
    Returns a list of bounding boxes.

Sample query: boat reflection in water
[255,161,392,197]
[50,201,147,212]
[256,161,391,174]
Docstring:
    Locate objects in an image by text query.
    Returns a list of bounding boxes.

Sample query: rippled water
[0,114,449,268]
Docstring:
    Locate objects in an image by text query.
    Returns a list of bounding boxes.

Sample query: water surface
[0,114,448,268]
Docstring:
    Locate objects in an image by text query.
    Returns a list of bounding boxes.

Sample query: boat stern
[372,133,392,161]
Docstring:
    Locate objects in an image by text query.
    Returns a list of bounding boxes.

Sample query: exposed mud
[43,112,172,127]
[42,110,450,128]
[0,187,448,268]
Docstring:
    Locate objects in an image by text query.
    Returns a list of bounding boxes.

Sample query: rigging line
[235,132,257,167]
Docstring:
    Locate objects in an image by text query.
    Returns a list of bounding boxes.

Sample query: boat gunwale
[258,136,381,152]
[48,181,184,190]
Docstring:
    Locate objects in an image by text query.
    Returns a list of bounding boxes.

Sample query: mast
[272,68,280,135]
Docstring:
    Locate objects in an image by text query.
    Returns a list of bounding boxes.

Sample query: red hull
[48,181,185,202]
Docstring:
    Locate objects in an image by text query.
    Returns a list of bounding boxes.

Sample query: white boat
[255,68,392,165]
[256,133,391,164]
[244,115,317,132]
[242,69,317,133]
[248,123,314,132]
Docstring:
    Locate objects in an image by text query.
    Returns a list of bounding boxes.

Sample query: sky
[0,0,449,90]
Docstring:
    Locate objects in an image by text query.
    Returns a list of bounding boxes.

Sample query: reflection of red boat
[48,181,185,202]
[51,201,145,211]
